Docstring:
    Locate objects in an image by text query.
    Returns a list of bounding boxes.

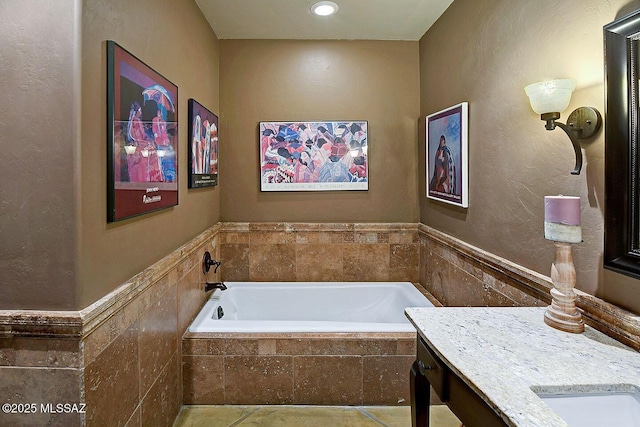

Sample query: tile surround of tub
[219,222,420,283]
[1,222,639,427]
[182,333,417,406]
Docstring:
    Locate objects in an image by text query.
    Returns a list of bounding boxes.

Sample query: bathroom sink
[537,390,640,427]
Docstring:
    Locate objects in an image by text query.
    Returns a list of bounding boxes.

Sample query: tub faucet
[205,281,227,292]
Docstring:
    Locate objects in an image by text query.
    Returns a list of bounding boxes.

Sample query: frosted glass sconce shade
[524,78,601,175]
[524,79,576,114]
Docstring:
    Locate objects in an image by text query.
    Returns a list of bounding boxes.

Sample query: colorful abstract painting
[188,99,218,188]
[107,40,178,222]
[260,121,368,191]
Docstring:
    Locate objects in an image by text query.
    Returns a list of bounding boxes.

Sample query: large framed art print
[426,102,468,208]
[260,121,368,191]
[107,40,178,222]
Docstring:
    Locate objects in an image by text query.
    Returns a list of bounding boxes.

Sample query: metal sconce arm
[540,107,602,175]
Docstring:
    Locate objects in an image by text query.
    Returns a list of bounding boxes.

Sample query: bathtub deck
[173,405,461,427]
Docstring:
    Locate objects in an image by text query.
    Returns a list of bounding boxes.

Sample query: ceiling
[195,0,454,41]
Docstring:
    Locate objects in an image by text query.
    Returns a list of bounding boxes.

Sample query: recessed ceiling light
[310,1,339,16]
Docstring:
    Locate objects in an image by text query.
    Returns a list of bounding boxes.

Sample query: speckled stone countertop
[404,307,640,427]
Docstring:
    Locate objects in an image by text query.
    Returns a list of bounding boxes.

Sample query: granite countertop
[404,307,640,427]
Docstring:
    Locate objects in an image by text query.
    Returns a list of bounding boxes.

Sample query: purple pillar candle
[544,195,582,243]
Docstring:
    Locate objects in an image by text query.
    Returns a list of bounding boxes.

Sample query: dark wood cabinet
[411,335,508,427]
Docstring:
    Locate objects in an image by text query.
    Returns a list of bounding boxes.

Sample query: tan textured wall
[419,0,640,314]
[1,0,220,310]
[219,40,420,223]
[0,1,80,309]
[78,0,220,309]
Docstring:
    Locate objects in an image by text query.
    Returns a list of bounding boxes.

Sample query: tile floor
[173,405,461,427]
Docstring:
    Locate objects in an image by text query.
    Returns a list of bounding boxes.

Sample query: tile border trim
[221,222,419,233]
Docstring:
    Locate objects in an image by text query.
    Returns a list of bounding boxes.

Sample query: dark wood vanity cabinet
[410,335,508,427]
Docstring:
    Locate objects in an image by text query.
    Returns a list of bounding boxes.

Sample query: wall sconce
[524,79,602,175]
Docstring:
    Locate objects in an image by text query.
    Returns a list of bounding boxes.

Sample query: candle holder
[543,195,584,333]
[544,242,584,333]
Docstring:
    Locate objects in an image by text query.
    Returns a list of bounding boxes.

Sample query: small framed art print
[188,99,219,188]
[426,102,468,208]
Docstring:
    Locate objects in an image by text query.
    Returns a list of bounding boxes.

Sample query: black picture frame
[106,40,178,222]
[187,99,219,188]
[604,10,640,279]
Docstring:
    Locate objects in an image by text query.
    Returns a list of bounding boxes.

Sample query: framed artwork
[106,40,178,222]
[188,99,219,188]
[259,121,368,191]
[426,102,468,208]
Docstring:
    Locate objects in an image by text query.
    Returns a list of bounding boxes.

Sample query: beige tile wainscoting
[1,222,638,427]
[0,225,221,427]
[419,224,640,350]
[219,222,420,283]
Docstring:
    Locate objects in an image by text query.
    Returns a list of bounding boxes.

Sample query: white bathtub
[188,281,434,333]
